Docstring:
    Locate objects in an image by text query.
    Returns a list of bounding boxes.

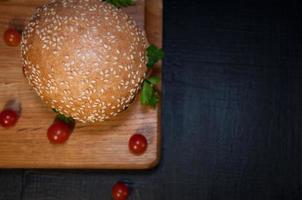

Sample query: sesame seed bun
[21,0,148,123]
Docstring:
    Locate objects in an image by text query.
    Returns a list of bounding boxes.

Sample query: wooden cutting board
[0,0,162,169]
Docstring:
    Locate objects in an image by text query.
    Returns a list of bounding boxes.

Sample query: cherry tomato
[47,121,72,144]
[3,28,21,46]
[112,181,129,200]
[128,133,147,155]
[0,109,19,128]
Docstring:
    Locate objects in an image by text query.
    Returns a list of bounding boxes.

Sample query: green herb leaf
[147,76,160,85]
[146,45,164,68]
[140,81,159,107]
[52,108,75,125]
[105,0,134,7]
[148,91,159,107]
[140,81,153,105]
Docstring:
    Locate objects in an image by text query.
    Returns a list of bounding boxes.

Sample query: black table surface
[1,0,302,199]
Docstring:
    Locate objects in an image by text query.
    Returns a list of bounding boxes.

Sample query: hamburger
[21,0,148,123]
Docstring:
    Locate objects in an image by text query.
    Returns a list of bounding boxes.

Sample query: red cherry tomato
[3,28,21,46]
[128,133,147,155]
[47,121,72,144]
[0,109,19,128]
[112,181,129,200]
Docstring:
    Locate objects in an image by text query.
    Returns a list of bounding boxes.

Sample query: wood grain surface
[0,0,162,169]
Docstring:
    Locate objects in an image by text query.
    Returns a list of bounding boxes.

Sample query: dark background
[1,0,302,199]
